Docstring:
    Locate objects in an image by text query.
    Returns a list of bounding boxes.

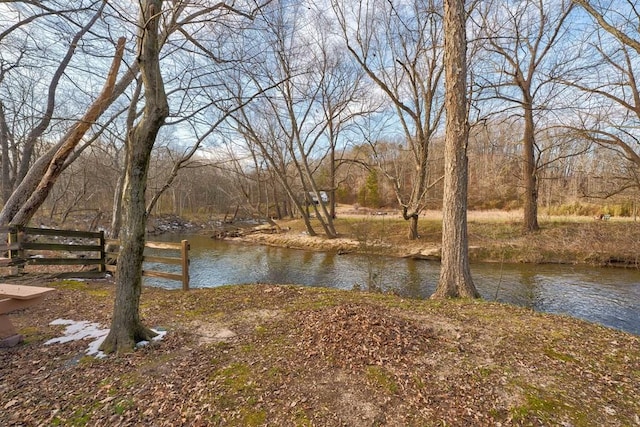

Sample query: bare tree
[9,37,126,226]
[567,1,640,189]
[476,0,576,232]
[225,3,368,238]
[332,0,445,240]
[432,0,479,299]
[0,1,140,226]
[101,0,266,353]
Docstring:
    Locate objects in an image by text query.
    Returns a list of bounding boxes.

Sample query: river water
[146,234,640,336]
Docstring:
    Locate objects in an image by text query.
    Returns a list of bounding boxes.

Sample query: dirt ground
[1,277,639,426]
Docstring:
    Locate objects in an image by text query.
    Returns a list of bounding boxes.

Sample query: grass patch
[365,365,399,394]
[510,385,587,426]
[544,347,578,363]
[215,363,255,393]
[50,280,89,291]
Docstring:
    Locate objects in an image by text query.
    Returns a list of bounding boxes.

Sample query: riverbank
[231,210,640,267]
[1,278,639,426]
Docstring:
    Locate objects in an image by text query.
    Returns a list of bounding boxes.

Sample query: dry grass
[243,208,640,266]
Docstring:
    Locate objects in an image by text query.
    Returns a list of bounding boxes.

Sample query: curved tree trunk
[433,0,480,299]
[101,0,169,354]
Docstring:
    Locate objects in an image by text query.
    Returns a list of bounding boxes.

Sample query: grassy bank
[239,211,640,267]
[1,279,639,426]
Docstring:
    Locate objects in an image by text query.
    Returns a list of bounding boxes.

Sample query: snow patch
[46,319,166,359]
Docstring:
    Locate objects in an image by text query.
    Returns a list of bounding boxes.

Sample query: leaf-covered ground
[1,278,639,426]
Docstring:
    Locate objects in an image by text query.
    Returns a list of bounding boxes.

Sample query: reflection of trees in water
[518,267,543,310]
[401,259,423,299]
[490,264,542,309]
[147,236,640,334]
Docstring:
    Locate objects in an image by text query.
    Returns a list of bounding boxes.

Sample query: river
[146,234,640,336]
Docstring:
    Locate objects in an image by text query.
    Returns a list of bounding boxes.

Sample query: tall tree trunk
[405,158,428,240]
[0,102,11,203]
[433,0,480,299]
[101,0,169,354]
[523,103,539,232]
[408,212,419,240]
[330,145,336,220]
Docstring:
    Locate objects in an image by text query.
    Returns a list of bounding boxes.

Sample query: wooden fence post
[181,239,190,291]
[8,226,24,275]
[99,230,106,273]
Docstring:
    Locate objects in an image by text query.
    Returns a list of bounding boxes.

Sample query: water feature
[145,234,640,335]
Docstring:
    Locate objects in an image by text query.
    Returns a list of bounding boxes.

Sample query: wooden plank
[142,270,182,282]
[22,242,102,252]
[0,257,26,267]
[28,258,104,266]
[0,296,47,316]
[106,239,182,250]
[181,239,190,291]
[105,264,117,272]
[145,241,182,250]
[7,230,23,274]
[106,239,182,251]
[0,284,55,300]
[22,227,102,239]
[98,231,105,273]
[143,255,182,265]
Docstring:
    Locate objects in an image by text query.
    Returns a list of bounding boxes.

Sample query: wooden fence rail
[1,226,190,290]
[0,226,105,278]
[105,239,190,291]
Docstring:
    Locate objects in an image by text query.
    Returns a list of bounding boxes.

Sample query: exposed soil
[2,278,639,426]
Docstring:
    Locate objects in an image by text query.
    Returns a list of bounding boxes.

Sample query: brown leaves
[296,303,434,369]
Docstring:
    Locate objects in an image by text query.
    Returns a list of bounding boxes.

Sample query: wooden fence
[105,239,190,291]
[0,226,105,278]
[1,226,190,290]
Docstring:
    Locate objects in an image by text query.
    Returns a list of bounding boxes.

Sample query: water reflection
[147,234,640,335]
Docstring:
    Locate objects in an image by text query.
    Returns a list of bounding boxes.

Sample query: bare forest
[1,1,639,236]
[2,6,640,424]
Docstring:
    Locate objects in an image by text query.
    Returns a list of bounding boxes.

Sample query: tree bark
[407,212,419,240]
[101,0,169,354]
[0,102,11,203]
[523,103,539,232]
[433,0,480,299]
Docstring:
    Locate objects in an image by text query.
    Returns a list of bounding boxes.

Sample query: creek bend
[147,234,640,336]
